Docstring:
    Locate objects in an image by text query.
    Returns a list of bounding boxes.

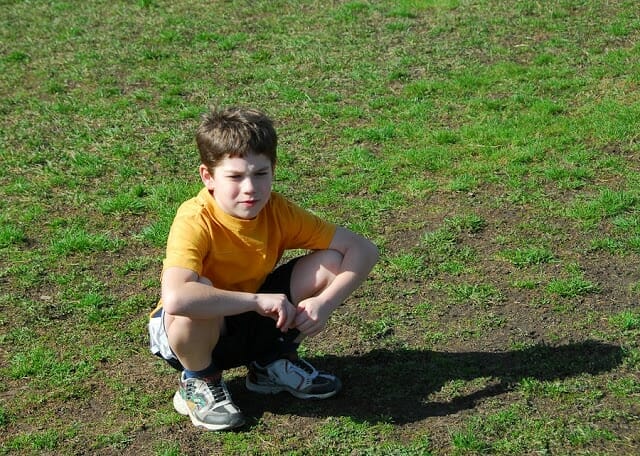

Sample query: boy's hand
[255,293,296,332]
[294,297,331,337]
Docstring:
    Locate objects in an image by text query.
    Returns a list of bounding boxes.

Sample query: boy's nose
[242,177,256,193]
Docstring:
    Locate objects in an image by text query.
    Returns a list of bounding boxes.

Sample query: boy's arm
[323,226,379,306]
[161,266,297,331]
[294,226,379,336]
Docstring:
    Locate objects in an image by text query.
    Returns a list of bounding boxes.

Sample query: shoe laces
[203,376,231,403]
[290,358,318,379]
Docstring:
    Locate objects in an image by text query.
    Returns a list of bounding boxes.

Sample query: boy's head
[196,107,278,171]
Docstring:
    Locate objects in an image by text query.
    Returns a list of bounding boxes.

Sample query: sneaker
[173,373,245,431]
[246,356,341,399]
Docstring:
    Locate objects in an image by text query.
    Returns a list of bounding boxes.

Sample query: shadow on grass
[230,340,624,425]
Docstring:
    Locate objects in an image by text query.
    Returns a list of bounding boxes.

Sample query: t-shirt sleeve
[162,210,210,275]
[275,195,336,250]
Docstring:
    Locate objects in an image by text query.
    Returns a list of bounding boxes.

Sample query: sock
[279,340,300,358]
[182,361,220,380]
[280,328,301,355]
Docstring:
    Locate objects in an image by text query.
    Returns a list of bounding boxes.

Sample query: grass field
[1,0,639,454]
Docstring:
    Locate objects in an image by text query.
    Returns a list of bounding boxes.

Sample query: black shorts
[162,257,301,371]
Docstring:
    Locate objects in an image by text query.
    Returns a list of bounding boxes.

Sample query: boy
[148,107,379,430]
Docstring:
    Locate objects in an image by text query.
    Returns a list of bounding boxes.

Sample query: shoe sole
[173,391,245,431]
[245,378,341,400]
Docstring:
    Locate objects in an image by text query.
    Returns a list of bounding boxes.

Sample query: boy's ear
[199,164,215,191]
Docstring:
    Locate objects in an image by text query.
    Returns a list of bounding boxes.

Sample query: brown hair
[195,107,278,170]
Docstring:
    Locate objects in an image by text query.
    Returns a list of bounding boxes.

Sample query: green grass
[499,246,555,268]
[2,0,640,454]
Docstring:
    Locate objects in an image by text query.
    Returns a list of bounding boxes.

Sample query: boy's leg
[162,276,245,431]
[164,313,223,372]
[289,249,344,327]
[246,249,344,399]
[289,249,343,303]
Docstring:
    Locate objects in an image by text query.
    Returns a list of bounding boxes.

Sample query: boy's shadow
[229,340,624,425]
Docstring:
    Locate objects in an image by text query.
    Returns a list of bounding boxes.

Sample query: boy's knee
[313,249,344,287]
[290,250,344,303]
[320,248,344,272]
[197,275,213,286]
[166,314,225,344]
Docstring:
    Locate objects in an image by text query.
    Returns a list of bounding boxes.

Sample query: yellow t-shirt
[151,188,336,316]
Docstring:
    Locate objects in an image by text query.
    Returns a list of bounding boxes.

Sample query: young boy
[148,107,379,430]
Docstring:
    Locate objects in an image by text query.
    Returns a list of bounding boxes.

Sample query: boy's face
[200,153,274,220]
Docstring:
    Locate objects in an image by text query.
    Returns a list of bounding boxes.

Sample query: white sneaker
[246,356,341,399]
[173,373,245,431]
